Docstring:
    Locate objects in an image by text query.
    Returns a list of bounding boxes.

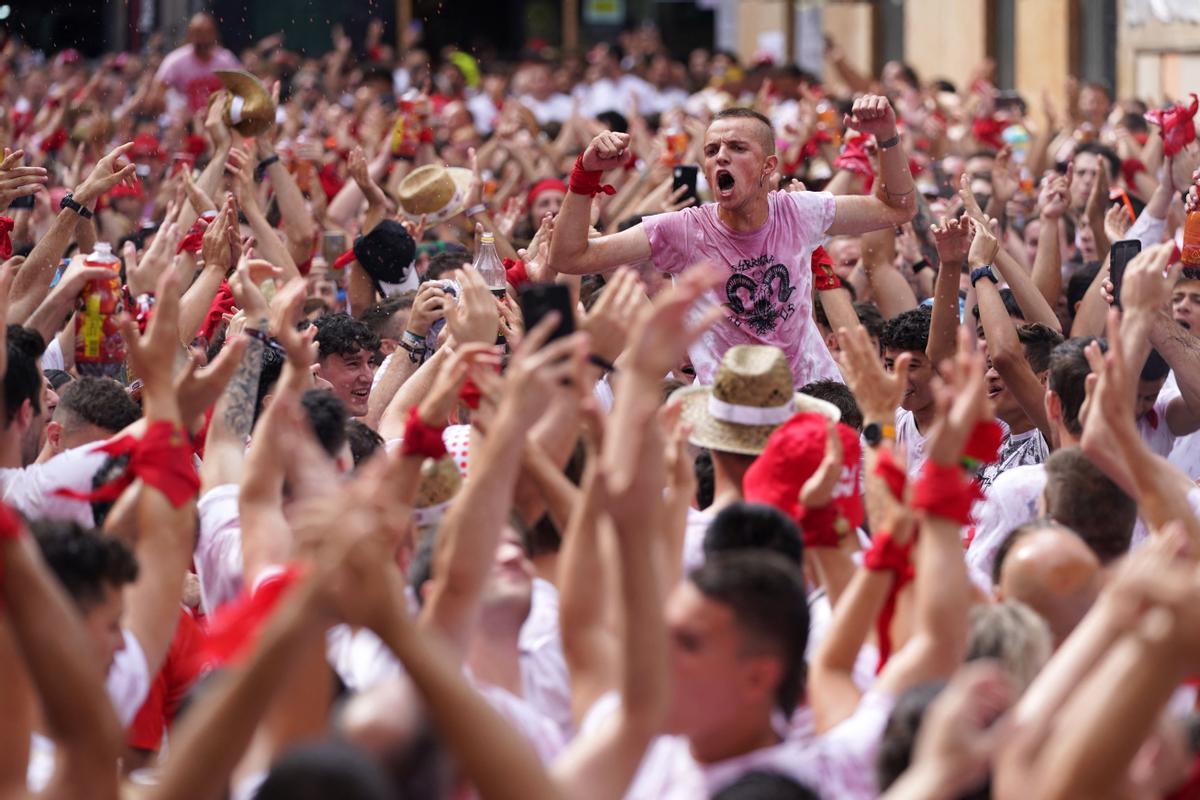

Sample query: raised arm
[827,96,918,235]
[860,225,918,319]
[1031,170,1070,309]
[118,263,198,679]
[2,513,123,800]
[926,216,970,365]
[10,142,137,323]
[546,130,653,276]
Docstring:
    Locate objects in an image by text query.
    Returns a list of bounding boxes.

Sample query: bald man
[994,523,1102,646]
[155,12,240,111]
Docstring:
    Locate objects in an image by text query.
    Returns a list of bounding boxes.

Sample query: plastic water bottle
[74,242,125,380]
[473,231,507,299]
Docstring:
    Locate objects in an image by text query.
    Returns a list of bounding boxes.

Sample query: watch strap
[970,266,998,287]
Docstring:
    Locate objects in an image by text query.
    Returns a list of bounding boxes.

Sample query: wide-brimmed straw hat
[670,345,840,456]
[213,71,276,137]
[396,164,473,225]
[413,456,462,529]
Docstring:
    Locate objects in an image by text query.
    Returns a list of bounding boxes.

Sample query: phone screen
[322,231,348,264]
[673,165,700,208]
[519,284,574,346]
[1110,239,1141,310]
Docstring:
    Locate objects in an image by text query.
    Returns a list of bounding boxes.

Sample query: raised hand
[406,281,449,338]
[415,342,502,426]
[118,260,185,419]
[800,418,845,509]
[990,146,1021,205]
[445,267,500,346]
[1117,242,1177,315]
[838,323,910,422]
[843,94,899,140]
[1103,203,1132,244]
[0,149,47,212]
[966,216,1000,268]
[581,130,633,172]
[200,195,239,273]
[73,142,139,206]
[582,265,645,365]
[1038,169,1070,220]
[931,215,971,265]
[623,262,722,379]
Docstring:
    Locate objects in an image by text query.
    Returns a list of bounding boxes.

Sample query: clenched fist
[844,94,898,141]
[581,131,632,172]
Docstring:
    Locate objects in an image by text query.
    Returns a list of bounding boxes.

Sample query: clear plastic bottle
[473,231,507,298]
[1183,210,1200,268]
[74,242,125,380]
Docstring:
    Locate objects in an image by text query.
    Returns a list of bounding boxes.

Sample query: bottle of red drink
[74,242,125,380]
[1183,210,1200,268]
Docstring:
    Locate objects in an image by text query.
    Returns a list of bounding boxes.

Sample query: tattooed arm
[199,320,265,494]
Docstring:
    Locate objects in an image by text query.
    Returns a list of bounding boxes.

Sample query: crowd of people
[1,8,1200,799]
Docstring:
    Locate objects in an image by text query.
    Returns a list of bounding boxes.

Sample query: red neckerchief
[53,421,200,508]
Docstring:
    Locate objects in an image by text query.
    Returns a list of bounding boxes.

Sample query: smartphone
[673,164,700,208]
[1110,239,1141,309]
[322,231,347,264]
[9,194,34,210]
[519,283,574,346]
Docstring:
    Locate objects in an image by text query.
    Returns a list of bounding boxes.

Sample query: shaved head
[710,108,775,155]
[997,525,1101,646]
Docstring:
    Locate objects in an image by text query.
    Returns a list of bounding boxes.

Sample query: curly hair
[32,519,139,609]
[311,314,381,361]
[880,306,932,353]
[55,376,142,434]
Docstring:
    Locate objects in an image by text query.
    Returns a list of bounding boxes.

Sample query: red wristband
[401,406,448,459]
[961,420,1004,469]
[911,462,983,525]
[459,378,482,411]
[502,257,530,289]
[873,448,908,501]
[863,529,914,574]
[568,155,616,198]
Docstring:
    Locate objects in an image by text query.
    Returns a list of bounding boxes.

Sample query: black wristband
[911,258,930,274]
[970,266,998,287]
[876,134,900,149]
[255,154,281,181]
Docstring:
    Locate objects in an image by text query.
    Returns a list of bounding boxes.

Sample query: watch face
[863,422,882,444]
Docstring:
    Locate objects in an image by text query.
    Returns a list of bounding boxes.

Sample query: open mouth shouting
[715,169,735,199]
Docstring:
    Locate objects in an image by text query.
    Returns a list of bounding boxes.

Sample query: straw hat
[396,164,473,225]
[213,71,276,137]
[670,345,840,456]
[412,456,462,529]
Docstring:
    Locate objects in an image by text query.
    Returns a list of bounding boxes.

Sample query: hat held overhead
[213,70,276,137]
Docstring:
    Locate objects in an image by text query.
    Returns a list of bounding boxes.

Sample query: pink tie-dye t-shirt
[642,190,842,387]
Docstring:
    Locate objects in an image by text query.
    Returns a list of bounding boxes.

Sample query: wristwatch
[59,192,93,219]
[970,266,998,287]
[863,421,896,448]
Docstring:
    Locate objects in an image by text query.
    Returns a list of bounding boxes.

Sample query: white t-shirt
[1162,372,1200,480]
[976,424,1049,494]
[583,689,894,799]
[0,442,112,528]
[965,464,1046,590]
[519,93,574,125]
[518,577,574,735]
[28,629,151,792]
[1138,388,1176,459]
[195,483,244,614]
[894,409,927,477]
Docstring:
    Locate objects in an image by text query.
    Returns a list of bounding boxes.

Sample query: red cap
[743,412,864,530]
[110,180,144,200]
[131,133,163,161]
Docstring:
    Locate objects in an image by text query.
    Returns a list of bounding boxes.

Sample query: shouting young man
[548,94,917,385]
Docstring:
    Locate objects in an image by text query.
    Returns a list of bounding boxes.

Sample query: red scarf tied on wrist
[54,421,200,508]
[196,564,304,668]
[502,257,529,290]
[864,529,916,673]
[176,211,218,255]
[401,406,448,459]
[568,155,616,198]
[1146,94,1199,158]
[833,134,875,193]
[0,216,14,260]
[912,461,983,525]
[811,246,841,291]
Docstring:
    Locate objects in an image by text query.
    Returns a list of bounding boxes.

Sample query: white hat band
[707,395,794,426]
[229,95,246,125]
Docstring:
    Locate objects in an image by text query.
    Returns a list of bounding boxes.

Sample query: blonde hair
[966,600,1053,695]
